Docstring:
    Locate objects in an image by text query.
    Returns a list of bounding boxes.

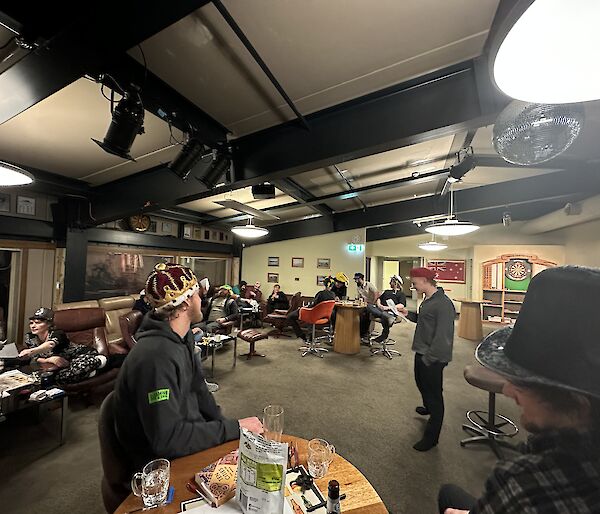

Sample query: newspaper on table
[237,428,288,514]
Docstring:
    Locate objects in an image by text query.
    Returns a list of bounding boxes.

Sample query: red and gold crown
[144,262,199,311]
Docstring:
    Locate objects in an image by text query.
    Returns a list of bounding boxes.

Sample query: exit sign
[347,243,364,253]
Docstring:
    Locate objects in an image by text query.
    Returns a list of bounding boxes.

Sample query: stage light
[168,137,205,180]
[92,89,145,161]
[197,152,231,189]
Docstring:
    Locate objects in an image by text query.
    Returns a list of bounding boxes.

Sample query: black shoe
[413,438,437,452]
[373,335,386,344]
[415,406,430,416]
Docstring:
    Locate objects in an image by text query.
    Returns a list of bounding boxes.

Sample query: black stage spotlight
[197,152,231,189]
[92,89,145,161]
[168,137,205,180]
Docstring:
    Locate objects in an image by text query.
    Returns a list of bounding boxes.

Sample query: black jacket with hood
[113,314,240,471]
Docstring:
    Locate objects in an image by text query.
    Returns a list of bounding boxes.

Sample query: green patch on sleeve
[148,388,170,404]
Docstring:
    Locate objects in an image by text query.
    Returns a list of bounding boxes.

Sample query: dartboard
[506,259,531,281]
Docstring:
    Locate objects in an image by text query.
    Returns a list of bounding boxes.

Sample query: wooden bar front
[333,304,362,354]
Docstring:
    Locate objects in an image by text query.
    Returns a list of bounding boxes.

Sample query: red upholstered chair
[265,292,302,338]
[52,307,120,396]
[298,300,336,357]
[118,310,144,350]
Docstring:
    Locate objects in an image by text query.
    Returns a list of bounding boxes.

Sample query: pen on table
[125,504,159,514]
[306,493,346,512]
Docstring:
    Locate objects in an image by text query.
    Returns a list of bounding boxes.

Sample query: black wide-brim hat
[476,266,600,399]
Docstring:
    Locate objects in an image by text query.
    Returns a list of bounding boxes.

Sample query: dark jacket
[267,291,289,312]
[203,295,240,322]
[311,289,336,306]
[113,314,240,471]
[331,283,347,300]
[410,287,455,365]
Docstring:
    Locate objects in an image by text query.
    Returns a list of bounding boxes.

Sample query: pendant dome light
[418,236,448,252]
[425,185,479,236]
[0,161,34,186]
[491,0,600,104]
[231,217,269,239]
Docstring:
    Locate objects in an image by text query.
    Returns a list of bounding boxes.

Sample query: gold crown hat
[144,262,199,311]
[335,272,349,283]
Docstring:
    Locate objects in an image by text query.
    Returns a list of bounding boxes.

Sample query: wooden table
[333,303,365,355]
[456,299,491,341]
[115,435,387,514]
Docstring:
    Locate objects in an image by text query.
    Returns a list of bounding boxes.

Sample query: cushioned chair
[98,391,132,513]
[370,315,401,359]
[461,364,519,459]
[119,310,144,350]
[52,307,120,396]
[298,300,336,357]
[265,292,302,338]
[98,296,136,347]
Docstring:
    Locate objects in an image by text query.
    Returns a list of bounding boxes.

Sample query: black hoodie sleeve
[224,298,239,322]
[134,356,240,460]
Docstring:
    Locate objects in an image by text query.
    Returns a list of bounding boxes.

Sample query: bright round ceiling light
[492,0,600,103]
[231,218,269,239]
[493,101,584,165]
[0,161,34,186]
[418,241,448,251]
[425,218,479,236]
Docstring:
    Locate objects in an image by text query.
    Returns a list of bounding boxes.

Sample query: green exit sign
[347,244,364,253]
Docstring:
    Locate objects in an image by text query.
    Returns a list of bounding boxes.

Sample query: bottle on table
[327,480,341,514]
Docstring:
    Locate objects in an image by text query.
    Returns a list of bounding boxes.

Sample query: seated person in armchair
[366,274,406,343]
[196,285,240,333]
[266,284,289,314]
[286,276,336,341]
[18,307,109,385]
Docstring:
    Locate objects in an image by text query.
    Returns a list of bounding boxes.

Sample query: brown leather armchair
[265,292,302,338]
[52,307,120,396]
[118,310,144,350]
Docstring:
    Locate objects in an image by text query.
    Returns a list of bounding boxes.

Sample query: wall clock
[128,214,151,232]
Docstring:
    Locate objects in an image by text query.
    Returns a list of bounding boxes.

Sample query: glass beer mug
[131,458,170,507]
[307,438,336,479]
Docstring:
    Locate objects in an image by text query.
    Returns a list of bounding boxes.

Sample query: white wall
[23,249,55,337]
[242,229,366,297]
[554,218,600,268]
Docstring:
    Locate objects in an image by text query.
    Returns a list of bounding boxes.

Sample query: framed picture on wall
[16,196,35,215]
[267,272,279,283]
[292,257,304,268]
[161,221,173,233]
[316,258,330,269]
[0,193,9,213]
[268,256,279,267]
[316,275,326,286]
[183,225,193,239]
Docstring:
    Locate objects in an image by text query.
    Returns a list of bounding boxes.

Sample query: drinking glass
[131,458,170,507]
[307,438,336,479]
[263,404,284,442]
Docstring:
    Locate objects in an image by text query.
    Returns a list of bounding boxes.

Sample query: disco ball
[493,101,584,165]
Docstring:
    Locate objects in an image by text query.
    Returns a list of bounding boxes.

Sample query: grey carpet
[0,322,526,513]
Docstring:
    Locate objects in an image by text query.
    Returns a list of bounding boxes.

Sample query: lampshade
[231,218,269,239]
[492,0,600,104]
[418,240,448,251]
[425,218,479,236]
[0,161,34,186]
[493,101,584,165]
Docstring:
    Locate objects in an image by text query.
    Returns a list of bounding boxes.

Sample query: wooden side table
[457,299,490,341]
[333,303,364,354]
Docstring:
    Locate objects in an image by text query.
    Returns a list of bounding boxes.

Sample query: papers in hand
[0,342,18,358]
[385,299,412,323]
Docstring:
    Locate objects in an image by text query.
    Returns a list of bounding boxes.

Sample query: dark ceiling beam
[0,1,214,126]
[249,166,600,244]
[271,178,333,218]
[20,165,92,197]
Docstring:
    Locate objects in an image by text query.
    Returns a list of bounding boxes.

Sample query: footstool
[237,329,268,362]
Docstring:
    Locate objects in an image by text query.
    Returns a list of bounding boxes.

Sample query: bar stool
[461,364,519,459]
[370,316,401,359]
[298,300,336,357]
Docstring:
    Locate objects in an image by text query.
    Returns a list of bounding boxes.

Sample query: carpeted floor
[0,321,526,514]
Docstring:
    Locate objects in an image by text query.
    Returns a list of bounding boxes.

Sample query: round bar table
[115,435,388,514]
[333,302,365,354]
[457,299,491,341]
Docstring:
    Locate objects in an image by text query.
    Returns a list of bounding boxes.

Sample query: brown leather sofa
[52,307,120,396]
[54,295,139,354]
[118,310,143,350]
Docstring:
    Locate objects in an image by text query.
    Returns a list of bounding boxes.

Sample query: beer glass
[131,458,170,507]
[263,404,284,442]
[307,438,336,478]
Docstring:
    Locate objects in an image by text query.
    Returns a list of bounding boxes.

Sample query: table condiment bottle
[327,480,341,514]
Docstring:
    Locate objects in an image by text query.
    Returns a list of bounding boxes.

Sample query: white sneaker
[205,380,219,393]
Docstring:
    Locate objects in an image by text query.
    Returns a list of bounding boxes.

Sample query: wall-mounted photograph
[0,193,10,213]
[316,258,330,269]
[268,256,279,267]
[316,275,326,286]
[292,257,304,268]
[16,196,35,216]
[267,272,279,283]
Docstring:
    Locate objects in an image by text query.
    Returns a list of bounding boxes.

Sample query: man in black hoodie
[113,263,262,473]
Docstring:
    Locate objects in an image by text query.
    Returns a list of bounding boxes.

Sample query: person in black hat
[18,307,109,384]
[439,266,600,514]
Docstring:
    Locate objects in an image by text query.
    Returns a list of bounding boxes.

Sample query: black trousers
[437,484,476,514]
[414,353,447,443]
[286,309,304,338]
